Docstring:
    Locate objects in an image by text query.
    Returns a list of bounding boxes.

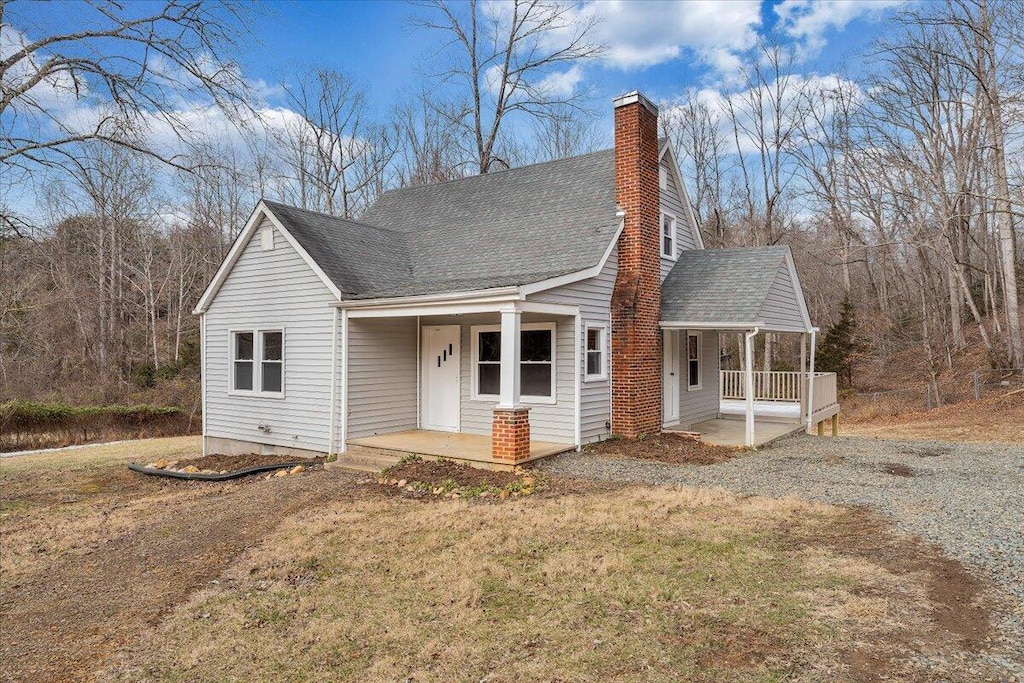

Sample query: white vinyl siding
[675,330,720,429]
[529,244,618,444]
[660,154,699,279]
[204,219,336,452]
[760,261,808,331]
[455,314,575,443]
[346,317,419,439]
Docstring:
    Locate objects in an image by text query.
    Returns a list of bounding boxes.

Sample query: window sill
[584,374,607,382]
[229,389,286,400]
[687,384,702,392]
[472,395,557,406]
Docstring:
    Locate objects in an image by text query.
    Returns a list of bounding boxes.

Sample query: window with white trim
[659,166,668,190]
[233,332,254,391]
[472,323,555,401]
[585,325,606,380]
[686,331,701,390]
[260,225,274,251]
[231,329,284,396]
[661,212,677,259]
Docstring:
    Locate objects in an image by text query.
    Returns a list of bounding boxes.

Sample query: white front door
[663,330,680,426]
[421,325,461,432]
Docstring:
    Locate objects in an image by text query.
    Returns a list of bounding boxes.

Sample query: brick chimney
[611,91,662,438]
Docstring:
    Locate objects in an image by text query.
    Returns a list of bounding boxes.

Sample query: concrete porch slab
[347,430,574,469]
[667,418,804,448]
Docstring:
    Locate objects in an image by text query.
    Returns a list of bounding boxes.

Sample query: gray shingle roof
[268,148,620,300]
[660,246,793,325]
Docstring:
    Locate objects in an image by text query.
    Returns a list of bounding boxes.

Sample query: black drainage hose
[127,461,308,481]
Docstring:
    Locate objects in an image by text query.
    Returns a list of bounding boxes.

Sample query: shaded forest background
[1,0,1022,414]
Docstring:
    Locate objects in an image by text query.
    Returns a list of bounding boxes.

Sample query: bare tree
[413,0,603,173]
[276,66,394,217]
[392,90,469,187]
[0,1,254,171]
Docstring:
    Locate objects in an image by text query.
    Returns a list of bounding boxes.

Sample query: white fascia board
[783,249,815,332]
[660,321,764,330]
[336,286,521,310]
[519,214,625,297]
[659,139,706,250]
[348,301,523,319]
[192,201,342,314]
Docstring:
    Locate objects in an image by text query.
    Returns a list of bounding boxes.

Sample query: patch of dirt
[585,433,740,465]
[0,459,365,683]
[158,453,324,472]
[383,459,519,489]
[880,462,916,477]
[799,508,993,681]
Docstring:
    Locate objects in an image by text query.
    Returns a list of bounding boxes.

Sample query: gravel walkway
[539,434,1024,677]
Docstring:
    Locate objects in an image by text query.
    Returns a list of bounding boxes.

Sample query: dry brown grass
[842,392,1024,443]
[103,487,978,683]
[1,438,999,682]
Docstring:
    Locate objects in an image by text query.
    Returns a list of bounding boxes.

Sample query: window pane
[479,331,501,363]
[234,361,253,390]
[262,331,282,361]
[262,361,282,393]
[587,351,601,376]
[521,330,551,362]
[688,334,699,361]
[663,236,673,255]
[521,364,552,396]
[235,332,253,360]
[587,328,600,351]
[478,363,500,395]
[689,360,700,387]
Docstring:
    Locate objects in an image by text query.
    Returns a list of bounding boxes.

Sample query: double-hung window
[472,323,555,401]
[686,331,701,391]
[661,212,677,259]
[585,325,606,380]
[231,328,285,397]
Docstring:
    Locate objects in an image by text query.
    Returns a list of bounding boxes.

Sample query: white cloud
[535,65,585,98]
[582,0,763,72]
[775,0,904,58]
[662,73,861,156]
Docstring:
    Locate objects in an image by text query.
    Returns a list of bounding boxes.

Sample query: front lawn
[1,439,994,682]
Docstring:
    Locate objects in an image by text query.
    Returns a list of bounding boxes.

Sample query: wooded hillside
[1,0,1021,408]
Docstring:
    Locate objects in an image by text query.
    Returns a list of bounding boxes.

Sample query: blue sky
[4,0,904,222]
[240,0,899,121]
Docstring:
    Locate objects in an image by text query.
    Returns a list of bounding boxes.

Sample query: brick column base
[492,407,531,463]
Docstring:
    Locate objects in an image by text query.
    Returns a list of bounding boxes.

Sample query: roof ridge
[375,147,615,198]
[261,198,398,235]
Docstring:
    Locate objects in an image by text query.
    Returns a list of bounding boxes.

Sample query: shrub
[0,400,195,452]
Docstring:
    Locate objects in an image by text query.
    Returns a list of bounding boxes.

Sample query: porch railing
[720,371,839,413]
[811,372,839,414]
[720,370,805,403]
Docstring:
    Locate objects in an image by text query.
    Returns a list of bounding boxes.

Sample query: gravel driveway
[539,433,1024,675]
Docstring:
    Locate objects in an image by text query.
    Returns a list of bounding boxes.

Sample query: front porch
[348,429,574,468]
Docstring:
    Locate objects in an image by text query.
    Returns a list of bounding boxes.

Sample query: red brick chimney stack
[611,91,662,438]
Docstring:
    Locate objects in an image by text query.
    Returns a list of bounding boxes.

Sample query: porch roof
[660,246,813,333]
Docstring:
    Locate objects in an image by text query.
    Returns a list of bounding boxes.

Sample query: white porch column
[744,328,758,448]
[806,328,817,433]
[799,333,808,419]
[497,306,522,409]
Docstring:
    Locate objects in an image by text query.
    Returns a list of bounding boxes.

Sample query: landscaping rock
[182,465,199,474]
[153,459,169,470]
[289,465,305,475]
